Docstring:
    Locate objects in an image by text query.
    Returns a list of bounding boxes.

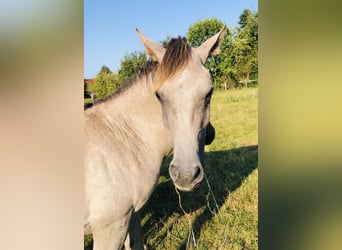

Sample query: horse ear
[136,28,166,63]
[195,25,226,63]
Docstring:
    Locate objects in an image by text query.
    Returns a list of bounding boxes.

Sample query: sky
[84,0,258,79]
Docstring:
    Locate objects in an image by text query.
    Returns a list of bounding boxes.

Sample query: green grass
[85,87,258,249]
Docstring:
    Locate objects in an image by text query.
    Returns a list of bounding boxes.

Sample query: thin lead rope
[175,187,197,249]
[204,173,224,223]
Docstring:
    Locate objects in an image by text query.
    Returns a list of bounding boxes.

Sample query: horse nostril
[169,164,179,181]
[192,166,202,182]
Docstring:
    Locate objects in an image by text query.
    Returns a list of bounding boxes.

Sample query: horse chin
[174,183,198,192]
[175,185,193,192]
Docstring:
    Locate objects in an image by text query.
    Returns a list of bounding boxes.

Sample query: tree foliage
[187,17,227,47]
[160,35,171,47]
[186,12,258,89]
[88,65,118,100]
[187,17,234,89]
[233,9,258,84]
[117,51,147,84]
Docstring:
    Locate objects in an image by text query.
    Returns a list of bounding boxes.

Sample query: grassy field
[85,87,258,249]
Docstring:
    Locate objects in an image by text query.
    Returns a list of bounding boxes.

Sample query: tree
[117,51,147,85]
[238,9,253,29]
[187,17,233,89]
[233,10,258,86]
[186,11,258,89]
[99,65,111,75]
[160,35,171,47]
[187,17,227,47]
[88,65,118,100]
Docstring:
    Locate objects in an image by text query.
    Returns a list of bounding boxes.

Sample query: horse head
[137,26,225,191]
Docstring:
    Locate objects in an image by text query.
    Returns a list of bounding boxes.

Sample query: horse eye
[155,92,163,102]
[205,88,214,104]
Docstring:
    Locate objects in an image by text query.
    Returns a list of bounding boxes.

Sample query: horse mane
[114,59,158,96]
[155,36,191,89]
[87,60,158,108]
[86,36,191,109]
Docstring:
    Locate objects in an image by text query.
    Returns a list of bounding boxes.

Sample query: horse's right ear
[136,28,166,63]
[195,25,226,64]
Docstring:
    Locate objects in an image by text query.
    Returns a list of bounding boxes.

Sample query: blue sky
[84,0,258,79]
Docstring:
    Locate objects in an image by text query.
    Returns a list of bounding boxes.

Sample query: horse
[84,25,226,249]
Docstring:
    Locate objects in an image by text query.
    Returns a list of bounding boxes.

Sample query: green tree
[186,11,258,89]
[187,17,226,47]
[99,65,111,75]
[238,9,253,29]
[233,10,258,86]
[88,65,118,100]
[187,17,233,89]
[117,51,147,85]
[160,35,171,47]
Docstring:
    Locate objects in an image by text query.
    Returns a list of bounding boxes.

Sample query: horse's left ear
[136,28,166,63]
[195,25,226,63]
[205,122,216,145]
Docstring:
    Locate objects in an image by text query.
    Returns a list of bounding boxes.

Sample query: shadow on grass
[84,145,258,249]
[141,145,258,249]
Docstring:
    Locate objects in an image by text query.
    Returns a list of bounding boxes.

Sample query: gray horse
[84,26,226,249]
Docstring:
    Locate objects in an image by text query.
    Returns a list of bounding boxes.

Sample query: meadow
[85,87,258,249]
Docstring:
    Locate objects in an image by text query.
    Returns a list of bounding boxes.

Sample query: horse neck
[101,75,172,164]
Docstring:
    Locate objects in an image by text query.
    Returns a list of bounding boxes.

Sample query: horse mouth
[175,185,193,192]
[174,182,201,192]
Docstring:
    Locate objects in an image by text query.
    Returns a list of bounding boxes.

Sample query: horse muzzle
[169,163,204,192]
